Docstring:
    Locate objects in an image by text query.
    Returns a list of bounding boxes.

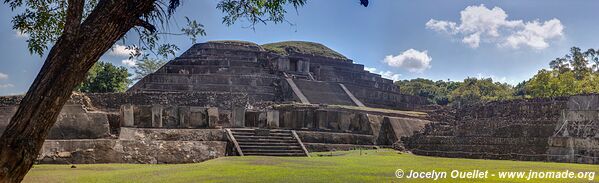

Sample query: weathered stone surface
[122,41,429,109]
[231,107,245,128]
[304,143,378,152]
[207,107,219,128]
[546,95,599,164]
[267,110,279,128]
[296,131,374,145]
[375,117,430,145]
[121,104,134,127]
[1,104,110,139]
[404,97,569,162]
[151,104,163,128]
[39,139,227,164]
[118,128,226,141]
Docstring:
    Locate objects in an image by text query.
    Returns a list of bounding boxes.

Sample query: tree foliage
[76,61,131,93]
[2,0,374,181]
[526,47,599,97]
[131,58,167,81]
[395,77,514,106]
[449,78,515,106]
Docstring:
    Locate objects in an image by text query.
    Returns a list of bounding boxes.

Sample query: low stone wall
[39,139,227,164]
[303,143,378,152]
[295,131,374,145]
[546,137,599,164]
[85,92,265,112]
[404,97,569,162]
[0,104,111,139]
[118,128,226,141]
[370,115,430,145]
[39,128,230,164]
[272,105,373,134]
[546,95,599,164]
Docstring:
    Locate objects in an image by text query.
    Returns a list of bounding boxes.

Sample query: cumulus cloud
[364,67,401,81]
[383,49,432,73]
[426,4,564,49]
[110,44,136,57]
[121,59,137,67]
[0,73,7,80]
[0,84,14,88]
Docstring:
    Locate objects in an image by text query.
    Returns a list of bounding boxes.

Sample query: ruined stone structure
[0,41,431,164]
[404,95,599,164]
[2,40,597,164]
[128,41,427,109]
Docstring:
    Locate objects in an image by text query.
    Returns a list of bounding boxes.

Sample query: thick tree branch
[135,18,156,33]
[64,0,84,36]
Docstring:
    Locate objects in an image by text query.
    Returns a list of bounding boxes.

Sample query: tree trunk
[0,0,156,182]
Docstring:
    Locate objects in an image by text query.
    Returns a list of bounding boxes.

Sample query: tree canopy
[76,61,131,93]
[395,77,515,106]
[1,0,368,181]
[525,47,599,97]
[131,58,167,81]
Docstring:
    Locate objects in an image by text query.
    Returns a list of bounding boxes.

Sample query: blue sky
[2,0,599,95]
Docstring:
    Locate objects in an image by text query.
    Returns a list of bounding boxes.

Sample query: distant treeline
[396,47,599,106]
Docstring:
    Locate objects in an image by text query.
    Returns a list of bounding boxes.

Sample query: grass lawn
[24,149,598,183]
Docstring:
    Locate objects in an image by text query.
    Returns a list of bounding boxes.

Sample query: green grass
[24,149,598,183]
[262,41,348,60]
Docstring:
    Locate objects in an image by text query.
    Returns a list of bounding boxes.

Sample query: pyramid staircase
[226,128,310,157]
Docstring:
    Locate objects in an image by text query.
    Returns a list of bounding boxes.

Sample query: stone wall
[125,41,429,110]
[120,105,221,128]
[271,105,373,134]
[38,128,229,164]
[0,104,111,139]
[546,95,599,164]
[85,92,263,112]
[404,97,568,162]
[39,139,226,164]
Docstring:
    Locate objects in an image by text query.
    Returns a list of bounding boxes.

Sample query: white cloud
[426,4,563,49]
[503,19,564,49]
[110,44,136,57]
[0,84,14,88]
[0,73,7,80]
[364,67,401,81]
[383,49,432,73]
[425,19,457,33]
[121,59,137,67]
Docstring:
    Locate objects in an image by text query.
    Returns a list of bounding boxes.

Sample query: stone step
[234,135,295,140]
[231,131,293,137]
[230,128,292,133]
[237,139,297,144]
[243,152,307,156]
[226,128,309,157]
[239,145,302,149]
[242,149,305,154]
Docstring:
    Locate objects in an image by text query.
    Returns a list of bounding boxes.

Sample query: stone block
[161,106,179,128]
[178,106,191,128]
[316,110,328,130]
[134,105,153,127]
[207,107,219,128]
[121,104,135,127]
[267,110,279,129]
[339,112,352,132]
[231,107,245,128]
[189,107,208,128]
[151,105,163,128]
